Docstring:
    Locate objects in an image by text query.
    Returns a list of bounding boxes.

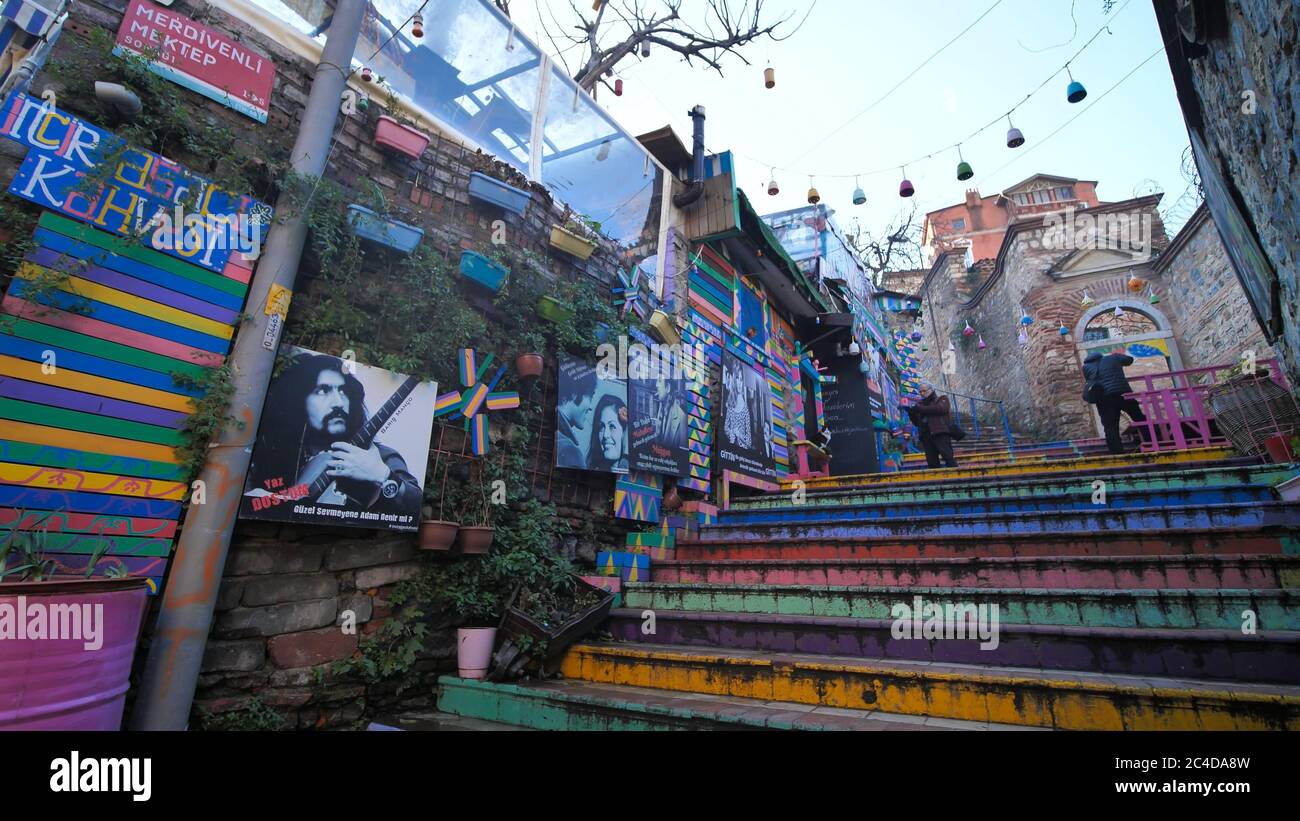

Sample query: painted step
[699,502,1300,542]
[605,609,1300,684]
[559,642,1300,729]
[623,582,1300,630]
[651,554,1300,590]
[783,447,1237,491]
[676,526,1299,561]
[434,676,1020,730]
[732,464,1296,511]
[720,485,1276,524]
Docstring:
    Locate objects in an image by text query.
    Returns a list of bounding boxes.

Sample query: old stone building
[913,183,1271,442]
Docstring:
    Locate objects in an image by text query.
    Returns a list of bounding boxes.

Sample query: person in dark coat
[910,385,959,468]
[1082,351,1148,454]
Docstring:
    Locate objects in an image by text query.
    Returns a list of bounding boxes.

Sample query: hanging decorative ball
[1127,273,1146,292]
[1148,286,1161,304]
[963,321,975,337]
[641,41,651,58]
[1066,67,1088,103]
[956,160,974,181]
[412,13,424,38]
[910,330,923,342]
[1058,322,1070,337]
[764,66,776,89]
[1081,291,1096,307]
[977,336,987,350]
[1019,312,1034,326]
[361,66,373,83]
[614,78,624,96]
[1018,328,1029,346]
[852,177,866,206]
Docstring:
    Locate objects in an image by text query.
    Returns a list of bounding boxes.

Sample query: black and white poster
[628,346,689,477]
[718,349,778,481]
[239,346,437,532]
[556,356,629,474]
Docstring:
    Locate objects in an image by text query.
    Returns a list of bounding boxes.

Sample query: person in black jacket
[1082,351,1148,454]
[908,386,959,468]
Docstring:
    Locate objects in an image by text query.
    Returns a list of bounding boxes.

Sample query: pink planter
[0,578,150,730]
[456,627,497,679]
[374,115,431,160]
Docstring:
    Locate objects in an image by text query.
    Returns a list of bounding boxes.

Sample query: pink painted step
[652,554,1299,590]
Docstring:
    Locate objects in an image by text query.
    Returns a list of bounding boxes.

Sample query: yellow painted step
[781,447,1236,491]
[560,642,1300,730]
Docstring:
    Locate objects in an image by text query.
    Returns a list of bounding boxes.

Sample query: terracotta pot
[456,526,495,555]
[515,353,544,378]
[662,486,682,511]
[457,627,497,679]
[418,520,459,551]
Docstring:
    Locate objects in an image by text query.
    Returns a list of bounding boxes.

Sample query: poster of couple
[555,358,630,474]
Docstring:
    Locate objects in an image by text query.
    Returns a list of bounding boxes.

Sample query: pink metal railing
[1123,358,1293,452]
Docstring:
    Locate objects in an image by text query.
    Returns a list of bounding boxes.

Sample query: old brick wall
[1174,0,1300,398]
[7,0,641,729]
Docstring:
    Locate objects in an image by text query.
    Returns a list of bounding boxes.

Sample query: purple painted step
[675,526,1295,561]
[604,609,1300,684]
[653,555,1300,589]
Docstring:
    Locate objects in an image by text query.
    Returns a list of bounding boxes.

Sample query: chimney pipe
[673,105,706,208]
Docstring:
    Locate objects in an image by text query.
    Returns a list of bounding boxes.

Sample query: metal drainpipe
[129,0,369,730]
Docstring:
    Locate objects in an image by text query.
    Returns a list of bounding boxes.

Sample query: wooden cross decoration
[431,348,520,455]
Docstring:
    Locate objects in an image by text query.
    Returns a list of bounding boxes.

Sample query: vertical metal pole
[1000,401,1014,452]
[969,396,979,438]
[130,0,369,730]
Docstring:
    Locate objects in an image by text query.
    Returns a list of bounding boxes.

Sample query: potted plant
[514,328,546,379]
[345,186,424,254]
[489,575,616,680]
[466,153,532,216]
[373,87,431,160]
[538,294,573,324]
[418,486,459,553]
[454,471,494,555]
[0,521,150,730]
[458,249,510,292]
[548,212,601,260]
[433,561,501,680]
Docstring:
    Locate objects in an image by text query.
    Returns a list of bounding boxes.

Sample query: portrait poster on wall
[555,356,629,474]
[718,349,778,481]
[628,346,690,477]
[239,346,437,532]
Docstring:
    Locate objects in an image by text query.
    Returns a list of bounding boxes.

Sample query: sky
[505,0,1198,246]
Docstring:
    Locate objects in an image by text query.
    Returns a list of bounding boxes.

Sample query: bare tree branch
[850,204,925,283]
[492,0,510,18]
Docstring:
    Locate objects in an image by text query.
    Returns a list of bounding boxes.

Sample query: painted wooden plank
[688,271,733,313]
[0,337,203,397]
[0,439,184,480]
[37,213,247,298]
[4,316,208,380]
[1,296,224,367]
[0,397,184,446]
[0,507,178,538]
[0,376,187,428]
[8,279,231,353]
[45,553,164,592]
[0,484,181,518]
[0,462,186,500]
[33,268,237,340]
[0,528,172,556]
[0,355,195,413]
[693,257,736,294]
[26,248,240,323]
[32,229,248,311]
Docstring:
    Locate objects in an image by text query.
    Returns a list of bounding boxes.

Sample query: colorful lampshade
[1066,67,1087,103]
[859,360,870,374]
[1081,291,1096,307]
[767,175,780,196]
[977,336,987,350]
[1018,328,1028,346]
[957,160,974,181]
[910,331,923,341]
[852,178,866,205]
[412,13,424,37]
[764,66,775,89]
[1148,286,1160,304]
[1019,312,1033,326]
[899,167,915,198]
[1006,125,1025,148]
[1058,322,1069,337]
[1127,273,1145,292]
[963,322,975,336]
[614,78,624,96]
[807,179,820,204]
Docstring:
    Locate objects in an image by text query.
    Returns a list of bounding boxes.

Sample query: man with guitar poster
[239,348,436,531]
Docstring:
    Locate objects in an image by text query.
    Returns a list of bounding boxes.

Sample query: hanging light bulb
[963,321,975,337]
[764,65,776,89]
[956,145,974,181]
[641,40,651,58]
[1005,115,1025,148]
[412,12,424,38]
[978,335,987,350]
[767,169,780,196]
[1148,285,1161,304]
[1081,290,1096,308]
[1066,66,1088,103]
[807,177,820,205]
[899,166,915,198]
[852,176,866,206]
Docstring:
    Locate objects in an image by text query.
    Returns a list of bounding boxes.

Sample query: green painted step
[435,676,1027,731]
[623,582,1300,630]
[734,465,1297,511]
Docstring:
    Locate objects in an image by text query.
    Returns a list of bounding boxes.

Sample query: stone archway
[1073,298,1183,436]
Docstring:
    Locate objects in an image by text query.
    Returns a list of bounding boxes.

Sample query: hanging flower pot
[516,353,544,378]
[467,171,531,215]
[858,360,869,374]
[458,250,509,291]
[648,308,681,345]
[419,519,459,551]
[764,66,775,89]
[956,160,974,181]
[641,41,651,57]
[374,115,431,160]
[549,224,597,260]
[1006,120,1025,148]
[456,525,495,555]
[662,486,682,511]
[346,204,424,253]
[412,12,424,38]
[538,295,574,324]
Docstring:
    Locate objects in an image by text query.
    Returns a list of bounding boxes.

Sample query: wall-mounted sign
[628,346,689,478]
[556,357,628,474]
[0,91,271,273]
[718,349,778,481]
[240,347,437,532]
[114,0,275,123]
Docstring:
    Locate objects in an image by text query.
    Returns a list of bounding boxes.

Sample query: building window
[1083,328,1110,342]
[950,218,966,230]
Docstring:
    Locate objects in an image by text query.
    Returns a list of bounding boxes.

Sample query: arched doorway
[1073,299,1184,435]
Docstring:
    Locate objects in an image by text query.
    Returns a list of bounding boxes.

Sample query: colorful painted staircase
[438,443,1300,730]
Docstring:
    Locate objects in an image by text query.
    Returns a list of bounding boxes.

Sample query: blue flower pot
[346,204,423,253]
[467,172,531,216]
[458,250,509,292]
